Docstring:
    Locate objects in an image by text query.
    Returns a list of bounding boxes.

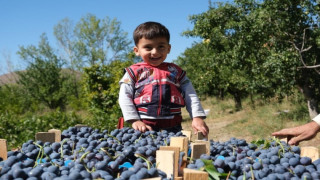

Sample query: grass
[181,93,313,144]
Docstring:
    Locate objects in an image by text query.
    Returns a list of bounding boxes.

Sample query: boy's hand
[131,120,153,132]
[192,117,209,137]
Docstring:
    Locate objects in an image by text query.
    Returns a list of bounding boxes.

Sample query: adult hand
[192,117,209,137]
[271,121,320,145]
[131,120,153,133]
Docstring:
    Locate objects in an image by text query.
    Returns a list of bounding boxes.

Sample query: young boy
[119,21,209,136]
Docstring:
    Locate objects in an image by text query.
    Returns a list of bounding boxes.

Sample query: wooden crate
[301,146,319,162]
[35,129,62,143]
[160,146,180,178]
[170,137,188,161]
[196,131,208,141]
[184,168,209,180]
[156,150,175,179]
[191,143,207,160]
[0,139,7,160]
[194,140,210,155]
[181,130,192,141]
[35,132,56,143]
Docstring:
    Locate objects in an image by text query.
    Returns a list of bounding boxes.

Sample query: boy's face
[134,37,171,67]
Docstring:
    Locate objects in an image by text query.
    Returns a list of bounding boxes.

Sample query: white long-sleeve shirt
[312,114,320,126]
[119,72,206,121]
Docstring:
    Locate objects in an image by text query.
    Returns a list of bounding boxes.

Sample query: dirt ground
[181,110,320,149]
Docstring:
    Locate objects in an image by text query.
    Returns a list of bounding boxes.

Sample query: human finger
[140,126,146,133]
[288,136,300,146]
[204,124,209,134]
[199,127,208,137]
[192,126,198,135]
[271,128,297,137]
[146,125,153,131]
[132,124,138,131]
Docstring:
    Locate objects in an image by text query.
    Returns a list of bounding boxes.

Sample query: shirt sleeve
[312,114,320,126]
[119,72,140,121]
[180,75,206,119]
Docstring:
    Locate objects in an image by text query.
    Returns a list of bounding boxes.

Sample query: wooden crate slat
[75,124,88,128]
[183,168,209,180]
[0,139,7,160]
[160,146,180,178]
[170,137,188,160]
[156,150,175,179]
[142,177,162,180]
[191,143,207,160]
[196,131,208,141]
[48,129,61,142]
[301,146,319,162]
[174,177,183,180]
[195,140,210,155]
[35,132,55,143]
[181,130,192,141]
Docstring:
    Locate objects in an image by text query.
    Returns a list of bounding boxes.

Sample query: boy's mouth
[150,57,161,61]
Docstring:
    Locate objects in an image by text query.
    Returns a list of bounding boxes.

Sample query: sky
[0,0,223,75]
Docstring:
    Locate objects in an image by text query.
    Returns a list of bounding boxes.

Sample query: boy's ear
[133,46,140,56]
[168,44,171,54]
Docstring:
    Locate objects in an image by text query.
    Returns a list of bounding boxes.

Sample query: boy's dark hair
[133,21,170,45]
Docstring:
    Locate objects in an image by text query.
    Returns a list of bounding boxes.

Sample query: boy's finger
[132,124,138,131]
[192,127,198,134]
[199,125,208,135]
[146,125,153,131]
[201,129,208,137]
[141,126,146,132]
[204,125,209,134]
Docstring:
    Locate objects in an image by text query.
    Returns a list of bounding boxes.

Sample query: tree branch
[288,28,320,75]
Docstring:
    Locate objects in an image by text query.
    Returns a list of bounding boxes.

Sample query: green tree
[54,14,134,129]
[0,84,33,114]
[181,0,320,115]
[54,14,132,99]
[82,58,134,129]
[54,18,82,99]
[17,34,68,110]
[176,43,218,96]
[71,14,131,66]
[261,0,320,118]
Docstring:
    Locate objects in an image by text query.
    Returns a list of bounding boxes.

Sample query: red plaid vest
[125,62,186,117]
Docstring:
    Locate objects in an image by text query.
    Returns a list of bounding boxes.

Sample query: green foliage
[179,0,320,113]
[277,92,309,121]
[54,14,135,130]
[54,14,132,66]
[17,34,69,110]
[0,14,134,147]
[176,43,217,96]
[0,84,36,114]
[83,59,134,130]
[52,14,135,130]
[200,159,229,180]
[0,110,83,148]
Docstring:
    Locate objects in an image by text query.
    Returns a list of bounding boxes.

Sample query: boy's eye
[144,46,152,50]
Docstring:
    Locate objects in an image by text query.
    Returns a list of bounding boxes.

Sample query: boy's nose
[151,48,158,55]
